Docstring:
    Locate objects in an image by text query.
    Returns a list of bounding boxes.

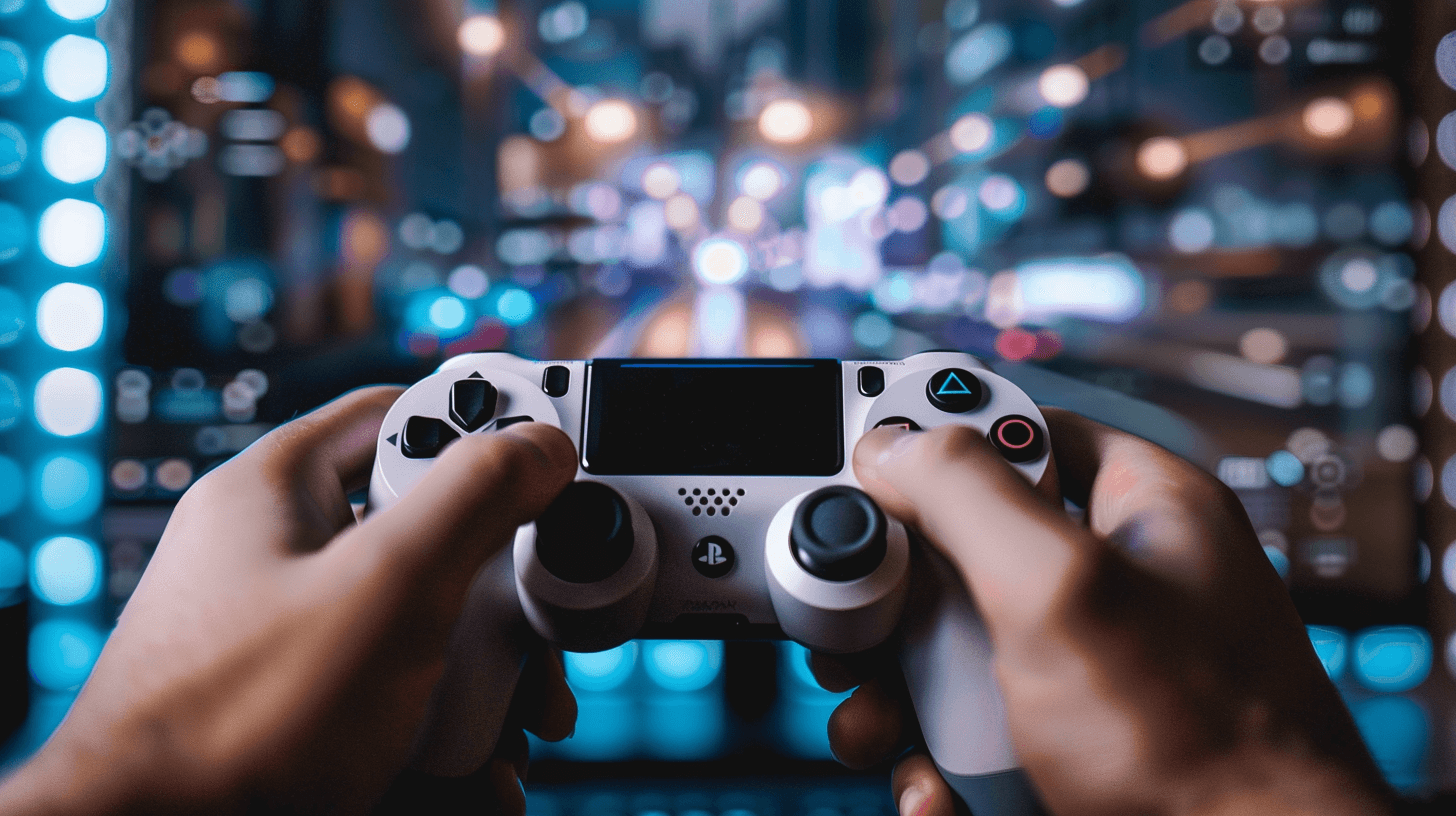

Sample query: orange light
[584,99,638,143]
[176,31,219,72]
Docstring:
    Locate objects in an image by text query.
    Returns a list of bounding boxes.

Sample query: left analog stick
[534,482,635,584]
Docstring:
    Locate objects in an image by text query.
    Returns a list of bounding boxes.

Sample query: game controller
[367,351,1051,815]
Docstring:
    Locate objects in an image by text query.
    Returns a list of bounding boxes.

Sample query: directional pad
[401,416,459,459]
[450,379,498,432]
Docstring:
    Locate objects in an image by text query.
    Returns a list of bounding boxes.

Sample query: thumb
[852,424,1100,641]
[344,422,577,593]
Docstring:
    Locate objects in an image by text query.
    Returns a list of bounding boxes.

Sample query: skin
[0,392,1402,815]
[0,386,580,815]
[818,409,1399,816]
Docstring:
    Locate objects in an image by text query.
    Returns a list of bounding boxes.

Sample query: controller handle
[898,544,1047,815]
[409,548,533,776]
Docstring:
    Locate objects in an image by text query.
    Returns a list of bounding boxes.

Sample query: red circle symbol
[996,419,1034,449]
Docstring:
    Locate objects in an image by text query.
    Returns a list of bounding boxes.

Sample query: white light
[726,196,765,233]
[949,113,993,153]
[889,150,930,186]
[1137,137,1188,180]
[1303,97,1354,140]
[1038,64,1089,108]
[758,99,813,144]
[41,117,107,183]
[693,238,749,285]
[37,283,103,351]
[739,162,784,200]
[458,15,505,57]
[31,536,100,606]
[642,162,681,199]
[43,35,108,103]
[584,99,637,143]
[45,0,107,21]
[38,199,105,267]
[365,103,411,154]
[35,367,102,436]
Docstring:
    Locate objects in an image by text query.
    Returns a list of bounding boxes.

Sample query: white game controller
[368,351,1051,815]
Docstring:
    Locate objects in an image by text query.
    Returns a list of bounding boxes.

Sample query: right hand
[818,409,1396,816]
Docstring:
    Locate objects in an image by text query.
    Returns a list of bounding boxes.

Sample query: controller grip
[899,546,1047,816]
[410,548,534,777]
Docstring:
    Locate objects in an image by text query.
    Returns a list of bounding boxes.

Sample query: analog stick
[790,486,888,582]
[535,482,635,584]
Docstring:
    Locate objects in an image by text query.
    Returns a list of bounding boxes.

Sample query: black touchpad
[583,359,843,476]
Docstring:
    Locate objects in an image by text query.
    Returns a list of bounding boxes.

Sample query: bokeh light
[37,282,104,351]
[38,198,105,267]
[42,35,108,102]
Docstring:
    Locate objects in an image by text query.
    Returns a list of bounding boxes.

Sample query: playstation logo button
[692,536,735,578]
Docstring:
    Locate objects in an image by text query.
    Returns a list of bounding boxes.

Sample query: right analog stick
[535,482,635,584]
[790,486,888,582]
[989,415,1045,463]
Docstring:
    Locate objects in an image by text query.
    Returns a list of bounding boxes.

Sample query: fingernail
[877,431,919,467]
[899,785,931,816]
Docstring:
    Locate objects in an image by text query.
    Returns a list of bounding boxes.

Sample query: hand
[0,386,579,815]
[818,409,1396,816]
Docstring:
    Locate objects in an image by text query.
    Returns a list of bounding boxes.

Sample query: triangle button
[926,368,983,413]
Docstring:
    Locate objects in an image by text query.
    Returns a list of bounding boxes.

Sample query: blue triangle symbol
[935,372,973,396]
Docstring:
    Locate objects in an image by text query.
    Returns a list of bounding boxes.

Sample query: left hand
[0,386,580,815]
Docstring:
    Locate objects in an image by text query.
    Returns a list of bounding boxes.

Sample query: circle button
[926,368,983,413]
[692,535,735,578]
[989,415,1045,463]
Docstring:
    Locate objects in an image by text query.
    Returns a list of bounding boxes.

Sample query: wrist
[0,720,172,816]
[1173,746,1397,816]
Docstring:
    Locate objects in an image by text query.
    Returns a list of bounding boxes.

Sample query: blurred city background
[2,0,1456,809]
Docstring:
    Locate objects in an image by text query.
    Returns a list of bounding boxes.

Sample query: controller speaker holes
[678,486,745,516]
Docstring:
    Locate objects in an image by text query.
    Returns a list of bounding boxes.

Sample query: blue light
[38,198,105,267]
[0,119,25,178]
[0,370,19,430]
[1265,450,1304,487]
[1353,626,1432,693]
[495,287,536,326]
[0,454,22,515]
[565,642,638,692]
[548,692,637,760]
[42,35,108,103]
[1307,625,1348,679]
[1012,256,1146,324]
[28,618,103,690]
[45,0,107,21]
[852,311,894,348]
[945,23,1013,85]
[216,71,274,103]
[41,117,106,183]
[34,453,101,523]
[0,40,26,97]
[1027,107,1063,139]
[643,640,723,691]
[0,539,24,604]
[427,295,467,331]
[643,693,725,759]
[1353,696,1430,792]
[0,203,26,263]
[31,535,101,606]
[1263,546,1289,579]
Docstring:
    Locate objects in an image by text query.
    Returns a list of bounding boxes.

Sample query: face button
[494,415,534,430]
[450,378,498,432]
[542,365,570,397]
[534,482,635,584]
[858,366,885,397]
[401,416,460,459]
[790,486,888,582]
[873,416,922,431]
[926,368,983,413]
[691,535,735,578]
[989,415,1045,463]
